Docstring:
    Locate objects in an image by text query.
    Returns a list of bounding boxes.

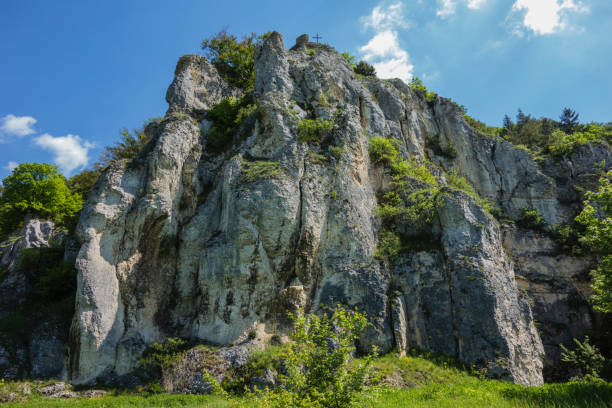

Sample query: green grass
[3,394,234,407]
[3,353,611,407]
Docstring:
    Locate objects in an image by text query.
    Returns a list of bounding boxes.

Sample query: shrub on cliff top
[354,61,376,77]
[201,30,271,90]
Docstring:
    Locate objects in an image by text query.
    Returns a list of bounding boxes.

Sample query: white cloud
[359,3,414,83]
[0,114,37,140]
[437,0,456,18]
[361,2,412,30]
[510,0,589,35]
[466,0,486,9]
[33,133,93,175]
[359,30,414,82]
[4,161,18,171]
[436,0,488,18]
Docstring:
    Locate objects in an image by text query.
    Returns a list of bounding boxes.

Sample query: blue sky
[1,0,610,178]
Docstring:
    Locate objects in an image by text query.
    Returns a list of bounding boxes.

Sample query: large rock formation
[67,32,611,386]
[0,219,74,379]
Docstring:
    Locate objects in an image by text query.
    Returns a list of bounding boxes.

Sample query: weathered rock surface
[161,342,260,394]
[0,219,75,380]
[0,219,56,318]
[503,227,598,380]
[67,33,612,386]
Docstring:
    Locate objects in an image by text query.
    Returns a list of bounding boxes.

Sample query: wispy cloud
[436,0,487,18]
[437,0,456,18]
[34,133,93,175]
[361,2,413,30]
[466,0,486,10]
[3,161,18,171]
[0,114,37,141]
[509,0,589,36]
[359,2,414,83]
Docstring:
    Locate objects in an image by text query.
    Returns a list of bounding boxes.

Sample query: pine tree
[559,108,580,133]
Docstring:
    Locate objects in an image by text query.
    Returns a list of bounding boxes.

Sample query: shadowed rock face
[67,32,611,386]
[0,219,72,380]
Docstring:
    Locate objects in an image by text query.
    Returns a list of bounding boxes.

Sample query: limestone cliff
[66,32,611,386]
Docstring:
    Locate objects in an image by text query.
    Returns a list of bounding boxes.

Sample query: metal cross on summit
[313,33,322,43]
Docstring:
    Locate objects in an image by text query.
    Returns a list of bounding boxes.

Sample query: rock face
[0,219,73,379]
[67,33,611,386]
[503,227,598,380]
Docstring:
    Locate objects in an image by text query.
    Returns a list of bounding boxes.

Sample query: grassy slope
[2,354,611,407]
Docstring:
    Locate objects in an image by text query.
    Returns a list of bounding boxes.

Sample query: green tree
[560,336,606,382]
[354,61,376,77]
[0,163,82,237]
[409,77,427,92]
[201,30,270,90]
[560,107,580,134]
[68,169,100,200]
[576,171,612,313]
[97,123,154,168]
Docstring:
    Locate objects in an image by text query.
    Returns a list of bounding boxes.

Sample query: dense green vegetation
[369,136,441,262]
[0,163,82,239]
[463,107,612,158]
[208,309,378,408]
[297,118,334,144]
[201,30,270,89]
[205,95,259,151]
[576,171,612,313]
[341,52,376,78]
[239,159,284,183]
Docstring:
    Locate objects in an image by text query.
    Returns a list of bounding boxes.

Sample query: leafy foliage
[446,171,494,215]
[297,118,334,144]
[576,171,612,312]
[206,95,259,151]
[560,336,606,382]
[517,208,546,230]
[97,120,160,169]
[0,163,82,238]
[354,61,376,77]
[369,136,441,262]
[67,169,100,200]
[221,308,378,408]
[501,108,612,156]
[341,52,356,69]
[201,30,270,89]
[548,123,612,157]
[16,246,76,301]
[139,338,191,380]
[409,77,437,105]
[463,114,502,138]
[240,159,284,183]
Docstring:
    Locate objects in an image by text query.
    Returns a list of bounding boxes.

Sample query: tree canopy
[576,171,612,313]
[0,163,82,237]
[201,30,270,90]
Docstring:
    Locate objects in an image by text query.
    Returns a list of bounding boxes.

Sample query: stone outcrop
[0,219,74,379]
[66,32,612,387]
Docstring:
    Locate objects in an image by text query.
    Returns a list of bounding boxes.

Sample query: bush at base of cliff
[207,308,379,408]
[560,336,608,382]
